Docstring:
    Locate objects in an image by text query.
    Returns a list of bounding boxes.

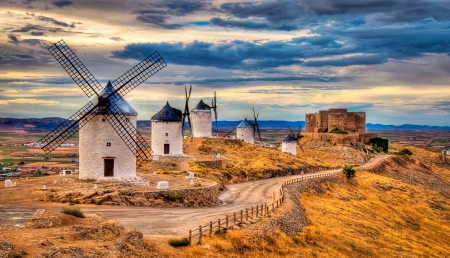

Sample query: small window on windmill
[166,133,168,136]
[106,142,111,147]
[102,119,105,122]
[156,181,169,190]
[185,172,194,179]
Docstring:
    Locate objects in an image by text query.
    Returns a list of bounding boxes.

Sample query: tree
[342,165,356,179]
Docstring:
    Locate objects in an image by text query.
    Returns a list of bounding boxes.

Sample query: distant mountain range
[0,117,449,131]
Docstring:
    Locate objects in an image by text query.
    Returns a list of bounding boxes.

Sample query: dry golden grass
[188,138,368,183]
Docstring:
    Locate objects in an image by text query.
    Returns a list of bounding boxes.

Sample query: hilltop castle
[304,108,377,144]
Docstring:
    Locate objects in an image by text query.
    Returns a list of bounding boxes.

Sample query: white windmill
[38,40,166,180]
[151,102,183,155]
[224,108,261,144]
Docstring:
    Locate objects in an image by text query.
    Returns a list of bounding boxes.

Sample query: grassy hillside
[186,138,369,183]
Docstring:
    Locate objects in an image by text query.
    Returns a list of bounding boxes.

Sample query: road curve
[0,155,388,236]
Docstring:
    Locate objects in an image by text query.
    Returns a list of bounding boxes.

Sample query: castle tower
[79,81,136,180]
[282,134,297,155]
[236,118,254,144]
[151,102,183,155]
[191,99,212,138]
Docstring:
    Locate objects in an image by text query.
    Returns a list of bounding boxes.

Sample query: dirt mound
[35,246,93,258]
[71,222,124,240]
[367,155,450,197]
[0,240,16,258]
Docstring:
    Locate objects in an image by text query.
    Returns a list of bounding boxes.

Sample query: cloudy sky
[1,0,450,125]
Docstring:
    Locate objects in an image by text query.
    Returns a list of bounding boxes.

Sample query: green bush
[168,237,190,247]
[342,165,356,179]
[61,207,85,218]
[167,191,183,202]
[329,127,348,134]
[398,148,413,156]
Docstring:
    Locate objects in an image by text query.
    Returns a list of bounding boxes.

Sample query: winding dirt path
[0,155,389,236]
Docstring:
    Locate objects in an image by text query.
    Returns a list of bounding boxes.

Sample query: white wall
[151,121,183,155]
[191,111,212,138]
[282,142,297,155]
[79,115,137,180]
[237,127,254,144]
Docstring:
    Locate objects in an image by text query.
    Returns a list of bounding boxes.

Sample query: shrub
[342,165,356,179]
[61,207,85,218]
[168,237,190,247]
[167,191,183,202]
[329,127,348,134]
[398,148,413,156]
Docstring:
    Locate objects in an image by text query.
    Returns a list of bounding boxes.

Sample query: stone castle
[304,108,377,144]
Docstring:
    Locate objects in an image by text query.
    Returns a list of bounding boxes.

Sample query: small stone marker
[41,185,47,190]
[153,171,157,176]
[314,156,318,160]
[13,182,16,186]
[185,172,194,179]
[93,184,98,189]
[216,153,221,158]
[190,179,194,185]
[152,155,160,161]
[156,181,169,190]
[4,179,13,188]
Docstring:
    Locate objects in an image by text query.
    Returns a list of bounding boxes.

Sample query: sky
[1,0,450,125]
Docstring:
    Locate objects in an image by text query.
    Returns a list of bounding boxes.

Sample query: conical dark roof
[283,134,297,143]
[151,101,182,121]
[94,81,138,115]
[192,99,211,111]
[237,118,253,128]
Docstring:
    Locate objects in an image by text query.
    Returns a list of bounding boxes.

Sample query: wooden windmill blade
[288,126,303,151]
[47,39,104,98]
[223,127,236,138]
[37,100,99,153]
[212,91,218,128]
[182,85,192,135]
[111,51,167,98]
[253,107,262,141]
[106,101,152,163]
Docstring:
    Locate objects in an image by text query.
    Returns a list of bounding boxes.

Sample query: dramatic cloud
[133,1,210,29]
[210,18,298,31]
[52,0,73,8]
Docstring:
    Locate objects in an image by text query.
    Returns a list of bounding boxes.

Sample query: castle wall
[79,115,136,180]
[191,111,212,138]
[151,121,183,155]
[305,108,366,135]
[305,114,316,133]
[353,112,366,134]
[282,141,297,155]
[237,127,254,144]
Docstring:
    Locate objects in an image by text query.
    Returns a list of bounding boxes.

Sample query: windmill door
[104,159,114,177]
[164,144,170,154]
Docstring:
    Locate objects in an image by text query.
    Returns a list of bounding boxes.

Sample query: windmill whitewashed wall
[191,99,212,138]
[282,134,297,155]
[236,118,254,144]
[151,102,183,155]
[79,82,136,180]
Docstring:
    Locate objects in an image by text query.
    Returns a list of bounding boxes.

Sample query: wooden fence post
[209,221,213,237]
[233,212,236,225]
[198,225,202,244]
[246,208,248,222]
[272,202,274,212]
[256,205,259,218]
[218,218,221,231]
[226,215,229,229]
[240,210,243,223]
[252,206,254,218]
[189,229,192,244]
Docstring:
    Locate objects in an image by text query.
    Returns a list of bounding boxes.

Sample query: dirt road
[0,155,388,236]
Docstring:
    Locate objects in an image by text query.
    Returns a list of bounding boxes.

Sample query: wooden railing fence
[188,171,340,244]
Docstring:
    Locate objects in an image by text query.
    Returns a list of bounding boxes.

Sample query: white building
[282,134,297,155]
[446,148,450,155]
[236,118,254,144]
[191,99,212,138]
[151,102,183,155]
[79,81,137,180]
